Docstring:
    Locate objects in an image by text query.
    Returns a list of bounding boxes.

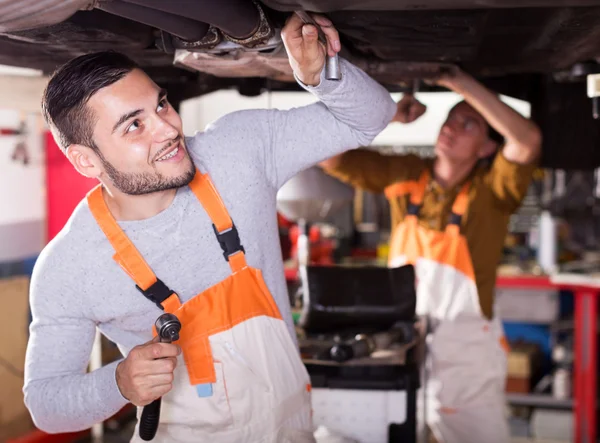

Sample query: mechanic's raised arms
[281,13,341,87]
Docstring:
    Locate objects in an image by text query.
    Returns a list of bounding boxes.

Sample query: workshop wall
[181,90,531,148]
[45,131,97,242]
[0,66,47,275]
[0,110,45,266]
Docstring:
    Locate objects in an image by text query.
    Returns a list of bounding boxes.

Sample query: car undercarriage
[2,0,600,169]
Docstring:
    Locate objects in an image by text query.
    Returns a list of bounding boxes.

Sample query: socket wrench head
[326,55,341,81]
[294,10,342,82]
[155,313,181,342]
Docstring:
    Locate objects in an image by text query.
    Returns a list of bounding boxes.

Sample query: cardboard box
[506,377,532,394]
[506,341,543,393]
[507,342,543,378]
[0,276,34,440]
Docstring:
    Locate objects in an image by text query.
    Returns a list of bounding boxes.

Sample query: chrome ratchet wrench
[294,10,341,81]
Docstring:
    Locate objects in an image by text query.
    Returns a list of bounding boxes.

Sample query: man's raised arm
[259,13,396,189]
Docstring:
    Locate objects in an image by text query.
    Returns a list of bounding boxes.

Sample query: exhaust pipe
[120,0,261,40]
[98,1,209,42]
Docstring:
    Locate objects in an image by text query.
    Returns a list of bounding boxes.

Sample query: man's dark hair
[42,51,140,152]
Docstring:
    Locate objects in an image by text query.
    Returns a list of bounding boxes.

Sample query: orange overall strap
[188,171,248,273]
[446,180,472,236]
[410,169,431,206]
[385,180,417,200]
[86,186,181,311]
[384,169,431,203]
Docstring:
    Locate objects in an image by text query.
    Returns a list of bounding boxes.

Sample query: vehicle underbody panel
[1,0,600,168]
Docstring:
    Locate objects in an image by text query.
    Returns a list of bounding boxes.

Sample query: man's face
[434,102,490,163]
[87,69,195,195]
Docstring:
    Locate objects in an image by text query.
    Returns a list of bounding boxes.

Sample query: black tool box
[298,264,419,443]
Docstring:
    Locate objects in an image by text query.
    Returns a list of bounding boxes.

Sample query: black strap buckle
[448,212,462,226]
[136,278,173,310]
[213,223,245,261]
[407,203,421,216]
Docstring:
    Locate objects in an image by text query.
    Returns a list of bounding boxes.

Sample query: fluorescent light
[0,64,43,77]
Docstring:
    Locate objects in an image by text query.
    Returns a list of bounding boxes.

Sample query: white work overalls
[88,170,315,443]
[385,169,510,443]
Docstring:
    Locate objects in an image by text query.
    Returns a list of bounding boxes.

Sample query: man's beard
[97,141,196,196]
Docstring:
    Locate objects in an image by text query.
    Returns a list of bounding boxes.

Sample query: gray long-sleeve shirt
[23,59,396,433]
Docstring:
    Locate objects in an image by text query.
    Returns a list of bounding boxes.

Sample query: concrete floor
[99,431,570,443]
[511,439,570,443]
[97,418,572,443]
[100,436,568,443]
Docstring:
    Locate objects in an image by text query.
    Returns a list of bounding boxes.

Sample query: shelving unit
[507,393,573,410]
[497,274,600,443]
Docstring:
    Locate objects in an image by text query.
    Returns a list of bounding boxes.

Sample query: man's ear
[479,139,499,159]
[66,144,102,179]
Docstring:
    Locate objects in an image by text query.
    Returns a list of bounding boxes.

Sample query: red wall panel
[45,132,97,242]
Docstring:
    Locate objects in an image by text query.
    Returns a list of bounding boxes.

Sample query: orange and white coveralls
[385,169,510,443]
[87,170,314,443]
